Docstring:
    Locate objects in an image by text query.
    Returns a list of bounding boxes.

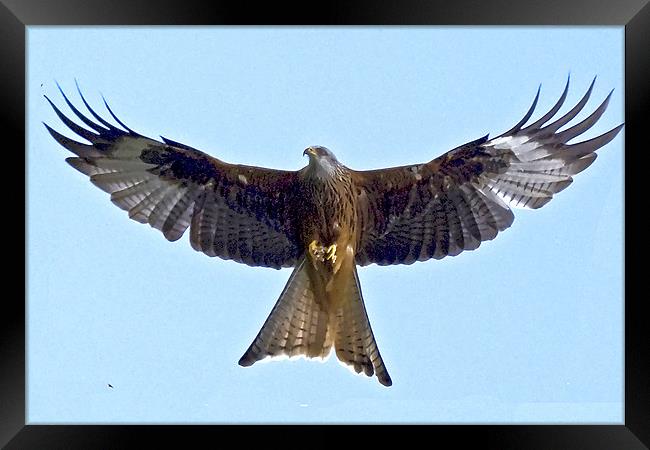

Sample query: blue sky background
[27,27,624,424]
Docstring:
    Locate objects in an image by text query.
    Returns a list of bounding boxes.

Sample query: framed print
[4,0,647,448]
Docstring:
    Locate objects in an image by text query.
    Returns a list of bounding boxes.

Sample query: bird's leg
[325,244,337,264]
[309,241,340,273]
[325,244,350,292]
[309,239,319,257]
[309,240,325,262]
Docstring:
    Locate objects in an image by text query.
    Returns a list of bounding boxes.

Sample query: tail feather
[238,256,331,367]
[332,265,392,387]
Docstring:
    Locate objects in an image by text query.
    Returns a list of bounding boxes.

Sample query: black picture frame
[4,0,646,448]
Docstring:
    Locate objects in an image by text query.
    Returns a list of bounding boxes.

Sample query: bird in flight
[45,77,622,387]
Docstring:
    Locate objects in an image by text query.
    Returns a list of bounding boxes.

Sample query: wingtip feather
[101,95,139,135]
[44,121,99,157]
[497,83,541,137]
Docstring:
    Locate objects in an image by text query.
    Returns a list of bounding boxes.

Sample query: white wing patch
[478,78,622,210]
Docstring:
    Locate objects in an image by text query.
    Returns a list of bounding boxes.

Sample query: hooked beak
[303,147,316,158]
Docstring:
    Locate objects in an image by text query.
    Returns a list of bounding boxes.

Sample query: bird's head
[303,145,338,161]
[303,146,341,178]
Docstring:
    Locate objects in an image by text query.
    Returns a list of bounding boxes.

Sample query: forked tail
[238,255,392,387]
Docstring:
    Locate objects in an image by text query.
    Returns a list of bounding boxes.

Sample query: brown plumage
[46,77,622,386]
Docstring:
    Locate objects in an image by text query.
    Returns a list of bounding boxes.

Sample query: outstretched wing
[45,84,301,269]
[354,77,623,266]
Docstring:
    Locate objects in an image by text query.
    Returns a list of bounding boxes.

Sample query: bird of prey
[45,77,622,387]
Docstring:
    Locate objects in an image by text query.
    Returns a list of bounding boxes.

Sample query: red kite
[46,77,622,386]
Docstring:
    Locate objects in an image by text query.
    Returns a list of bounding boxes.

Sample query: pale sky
[27,27,623,423]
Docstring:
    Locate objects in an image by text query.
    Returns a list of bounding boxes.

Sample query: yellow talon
[309,240,319,255]
[309,240,326,262]
[325,244,337,263]
[308,240,337,265]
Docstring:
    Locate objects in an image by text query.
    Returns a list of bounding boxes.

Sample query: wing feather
[46,87,301,269]
[354,79,622,266]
